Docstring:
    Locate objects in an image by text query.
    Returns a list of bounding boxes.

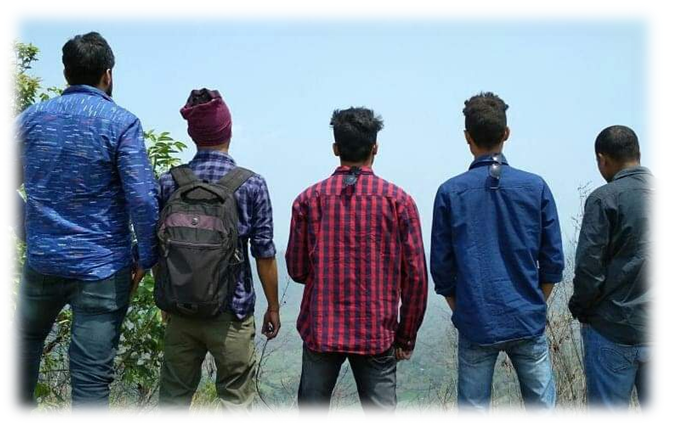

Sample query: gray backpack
[154,165,254,319]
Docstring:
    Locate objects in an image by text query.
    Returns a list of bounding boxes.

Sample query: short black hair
[62,32,115,87]
[330,107,384,162]
[595,125,640,162]
[462,92,509,149]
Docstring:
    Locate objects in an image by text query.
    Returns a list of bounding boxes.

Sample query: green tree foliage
[2,40,40,338]
[13,41,187,408]
[145,130,187,178]
[14,42,41,114]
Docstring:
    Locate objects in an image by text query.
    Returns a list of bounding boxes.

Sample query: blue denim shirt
[18,85,159,280]
[431,154,564,344]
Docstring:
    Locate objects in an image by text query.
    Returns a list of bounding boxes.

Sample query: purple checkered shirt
[158,150,276,319]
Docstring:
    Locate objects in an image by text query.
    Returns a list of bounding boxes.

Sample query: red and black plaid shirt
[286,166,428,355]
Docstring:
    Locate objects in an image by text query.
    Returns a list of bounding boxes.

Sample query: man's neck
[197,143,230,154]
[70,83,107,93]
[473,149,503,160]
[339,160,372,168]
[612,161,641,176]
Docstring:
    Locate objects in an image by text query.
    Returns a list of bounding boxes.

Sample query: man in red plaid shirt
[286,107,428,412]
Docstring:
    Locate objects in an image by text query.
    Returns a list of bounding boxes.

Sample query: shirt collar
[612,165,651,181]
[62,84,113,102]
[191,149,236,165]
[469,153,509,170]
[332,165,375,175]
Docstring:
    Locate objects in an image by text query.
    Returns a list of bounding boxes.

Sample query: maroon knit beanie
[180,88,232,147]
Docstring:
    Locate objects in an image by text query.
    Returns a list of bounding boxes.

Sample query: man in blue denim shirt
[16,33,158,407]
[431,92,564,410]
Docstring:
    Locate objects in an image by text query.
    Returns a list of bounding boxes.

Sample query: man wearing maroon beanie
[157,89,280,410]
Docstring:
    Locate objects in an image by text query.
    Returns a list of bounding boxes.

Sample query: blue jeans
[582,325,649,409]
[17,265,131,408]
[457,332,556,411]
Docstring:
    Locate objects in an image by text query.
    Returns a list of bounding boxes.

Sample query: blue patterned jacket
[18,84,159,280]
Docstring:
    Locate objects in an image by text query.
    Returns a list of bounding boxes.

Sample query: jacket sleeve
[430,185,457,297]
[285,194,310,284]
[248,176,277,259]
[395,196,429,351]
[569,194,610,321]
[538,182,565,284]
[2,116,26,241]
[116,118,159,270]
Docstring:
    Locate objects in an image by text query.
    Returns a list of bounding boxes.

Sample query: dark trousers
[297,344,397,412]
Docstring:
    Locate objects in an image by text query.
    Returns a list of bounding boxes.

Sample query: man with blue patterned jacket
[16,32,159,407]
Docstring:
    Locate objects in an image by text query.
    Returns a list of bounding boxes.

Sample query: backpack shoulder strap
[217,167,255,193]
[171,165,199,187]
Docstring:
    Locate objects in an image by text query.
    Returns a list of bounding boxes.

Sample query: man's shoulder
[437,168,485,193]
[215,163,270,201]
[587,182,616,204]
[18,96,59,121]
[159,162,265,185]
[238,170,268,195]
[371,174,415,203]
[439,170,470,189]
[116,104,138,121]
[586,173,651,207]
[157,163,195,193]
[8,97,64,136]
[506,166,547,184]
[486,164,547,192]
[589,183,609,197]
[293,172,414,203]
[294,176,332,203]
[25,93,139,127]
[438,166,547,196]
[103,101,139,126]
[158,163,268,202]
[610,168,654,191]
[67,90,139,126]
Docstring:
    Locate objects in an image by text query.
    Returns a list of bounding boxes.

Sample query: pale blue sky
[21,20,646,251]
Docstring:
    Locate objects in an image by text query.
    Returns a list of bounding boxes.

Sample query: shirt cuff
[132,242,157,270]
[138,255,157,271]
[435,284,456,297]
[250,240,277,259]
[539,270,563,284]
[568,300,589,322]
[394,332,417,351]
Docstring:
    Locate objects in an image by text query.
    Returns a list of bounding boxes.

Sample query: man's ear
[372,143,378,156]
[503,127,511,143]
[101,69,112,88]
[464,130,473,146]
[333,143,340,157]
[596,152,607,167]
